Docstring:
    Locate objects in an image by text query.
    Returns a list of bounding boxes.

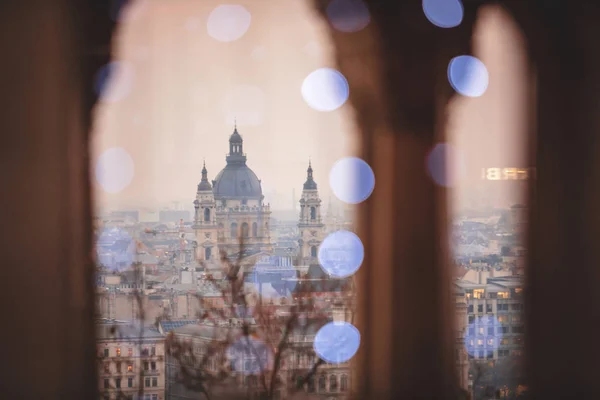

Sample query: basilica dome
[212,127,263,199]
[213,164,262,199]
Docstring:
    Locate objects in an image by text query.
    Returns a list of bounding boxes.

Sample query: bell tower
[193,161,218,262]
[298,161,325,265]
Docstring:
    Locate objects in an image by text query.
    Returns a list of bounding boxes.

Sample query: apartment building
[97,321,166,400]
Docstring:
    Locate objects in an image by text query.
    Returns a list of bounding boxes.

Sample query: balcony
[142,369,160,376]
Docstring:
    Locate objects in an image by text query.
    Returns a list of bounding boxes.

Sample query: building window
[127,364,133,372]
[152,395,158,400]
[151,361,156,371]
[477,304,483,313]
[308,376,315,392]
[473,289,484,299]
[252,222,258,237]
[152,377,158,387]
[467,305,473,313]
[486,304,493,313]
[512,325,524,334]
[204,208,210,222]
[128,377,133,388]
[205,247,212,260]
[311,246,317,258]
[116,378,121,389]
[116,362,121,373]
[468,316,474,323]
[103,348,109,357]
[230,223,238,238]
[497,291,510,299]
[319,375,326,392]
[104,379,109,389]
[329,375,338,392]
[128,347,133,357]
[116,347,121,357]
[145,378,150,387]
[241,222,249,238]
[151,346,156,356]
[310,207,316,220]
[498,327,508,334]
[104,363,110,373]
[144,361,149,371]
[340,375,348,392]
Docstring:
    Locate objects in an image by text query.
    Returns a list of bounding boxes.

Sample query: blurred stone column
[0,1,117,399]
[312,1,478,398]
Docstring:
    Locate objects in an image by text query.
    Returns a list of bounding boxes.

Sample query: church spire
[303,159,317,190]
[198,160,212,191]
[227,125,246,165]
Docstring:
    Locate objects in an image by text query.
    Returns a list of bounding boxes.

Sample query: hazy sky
[92,1,529,214]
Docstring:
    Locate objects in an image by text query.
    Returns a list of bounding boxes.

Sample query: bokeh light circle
[314,322,360,364]
[318,230,364,278]
[207,5,251,42]
[227,336,272,375]
[448,55,489,97]
[422,0,464,28]
[94,61,135,103]
[95,228,136,272]
[329,157,375,204]
[426,143,466,188]
[301,68,349,112]
[95,147,135,194]
[326,0,371,33]
[463,316,503,357]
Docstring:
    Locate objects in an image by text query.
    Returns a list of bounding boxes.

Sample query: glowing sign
[481,168,535,181]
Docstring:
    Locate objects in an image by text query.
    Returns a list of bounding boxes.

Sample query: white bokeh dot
[94,61,136,103]
[329,157,375,204]
[326,0,371,33]
[318,230,364,278]
[207,5,251,42]
[448,55,489,97]
[426,143,466,188]
[221,85,265,126]
[422,0,464,28]
[314,322,361,364]
[95,147,135,194]
[301,68,349,112]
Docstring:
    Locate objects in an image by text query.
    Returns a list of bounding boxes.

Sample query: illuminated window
[116,347,121,357]
[515,288,523,294]
[477,339,483,346]
[473,289,485,299]
[487,338,494,346]
[501,338,510,345]
[127,364,133,372]
[497,291,510,299]
[498,315,507,323]
[478,327,485,335]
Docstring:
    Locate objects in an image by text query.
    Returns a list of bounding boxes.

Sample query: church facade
[192,128,272,261]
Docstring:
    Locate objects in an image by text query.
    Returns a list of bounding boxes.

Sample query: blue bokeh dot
[246,256,298,299]
[463,316,503,357]
[95,228,135,272]
[301,68,349,112]
[422,0,464,28]
[448,55,489,97]
[227,336,272,375]
[326,0,371,33]
[318,230,364,278]
[426,143,465,188]
[314,322,360,364]
[329,157,375,204]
